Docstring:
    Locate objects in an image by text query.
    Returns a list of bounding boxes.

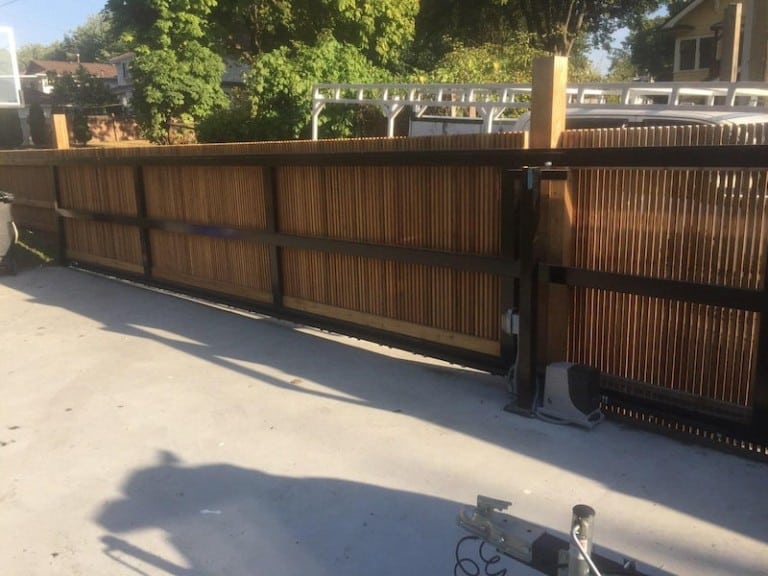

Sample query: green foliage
[108,0,215,46]
[238,36,390,141]
[15,43,64,71]
[311,0,419,70]
[427,36,542,84]
[106,0,227,143]
[72,113,91,145]
[411,0,524,69]
[207,0,418,71]
[27,103,49,147]
[130,44,227,143]
[197,103,259,143]
[425,34,599,86]
[60,13,130,62]
[209,0,295,61]
[17,12,126,71]
[51,66,118,112]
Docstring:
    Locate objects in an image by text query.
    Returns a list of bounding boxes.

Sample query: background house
[22,59,117,98]
[109,52,134,109]
[663,0,768,81]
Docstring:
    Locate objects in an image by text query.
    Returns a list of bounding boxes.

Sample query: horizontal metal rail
[543,265,768,313]
[10,144,768,169]
[56,208,518,278]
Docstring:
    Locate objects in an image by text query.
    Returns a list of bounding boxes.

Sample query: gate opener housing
[537,362,603,429]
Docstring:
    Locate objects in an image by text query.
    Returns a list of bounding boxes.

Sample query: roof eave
[662,0,705,30]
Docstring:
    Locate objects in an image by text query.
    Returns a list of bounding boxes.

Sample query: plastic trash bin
[0,191,18,275]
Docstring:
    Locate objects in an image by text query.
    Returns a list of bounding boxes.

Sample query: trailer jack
[457,495,656,576]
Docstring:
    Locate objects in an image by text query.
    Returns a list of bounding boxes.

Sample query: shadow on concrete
[96,451,679,576]
[95,451,495,576]
[5,268,768,557]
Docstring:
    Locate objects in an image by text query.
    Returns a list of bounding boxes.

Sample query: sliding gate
[3,136,768,451]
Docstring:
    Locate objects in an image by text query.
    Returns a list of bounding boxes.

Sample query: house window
[677,36,717,71]
[679,39,697,70]
[699,36,717,70]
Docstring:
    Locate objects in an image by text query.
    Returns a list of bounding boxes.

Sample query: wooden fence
[2,127,768,448]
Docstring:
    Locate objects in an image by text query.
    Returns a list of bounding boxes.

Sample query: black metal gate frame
[49,144,768,444]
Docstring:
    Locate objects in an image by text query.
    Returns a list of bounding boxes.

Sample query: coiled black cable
[454,535,508,576]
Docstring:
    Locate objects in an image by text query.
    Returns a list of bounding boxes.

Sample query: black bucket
[0,191,18,275]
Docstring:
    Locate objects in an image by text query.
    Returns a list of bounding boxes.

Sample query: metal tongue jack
[562,505,597,576]
[457,496,646,576]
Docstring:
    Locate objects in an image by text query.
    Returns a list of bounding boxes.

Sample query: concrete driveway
[1,267,766,575]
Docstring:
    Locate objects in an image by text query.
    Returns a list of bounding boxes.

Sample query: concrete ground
[1,266,766,576]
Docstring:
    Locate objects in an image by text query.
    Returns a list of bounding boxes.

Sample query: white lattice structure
[310,81,768,139]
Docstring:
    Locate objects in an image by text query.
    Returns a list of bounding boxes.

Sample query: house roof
[662,0,706,29]
[25,60,117,78]
[109,52,135,64]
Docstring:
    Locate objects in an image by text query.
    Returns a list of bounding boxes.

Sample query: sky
[0,0,106,48]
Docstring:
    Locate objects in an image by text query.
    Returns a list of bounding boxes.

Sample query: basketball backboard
[0,26,22,108]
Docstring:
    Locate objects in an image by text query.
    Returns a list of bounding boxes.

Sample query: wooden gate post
[530,56,568,149]
[539,169,573,365]
[720,3,743,82]
[50,114,69,265]
[530,56,574,366]
[51,114,70,150]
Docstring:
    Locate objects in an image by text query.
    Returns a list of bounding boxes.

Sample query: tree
[130,45,226,143]
[105,0,227,143]
[59,12,129,63]
[208,0,419,71]
[51,66,118,113]
[27,103,49,147]
[208,0,294,62]
[247,35,390,139]
[199,35,390,142]
[504,0,665,56]
[425,32,599,84]
[412,0,524,69]
[608,1,686,81]
[609,15,675,81]
[427,34,543,84]
[300,0,419,70]
[15,42,66,71]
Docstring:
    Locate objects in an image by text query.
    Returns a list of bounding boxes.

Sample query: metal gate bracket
[457,495,546,563]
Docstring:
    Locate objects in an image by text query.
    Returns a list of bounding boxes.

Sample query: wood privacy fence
[2,126,768,448]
